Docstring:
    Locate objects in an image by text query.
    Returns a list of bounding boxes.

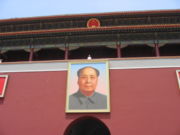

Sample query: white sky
[0,0,180,19]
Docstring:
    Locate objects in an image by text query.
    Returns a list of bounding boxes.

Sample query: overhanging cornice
[0,24,180,38]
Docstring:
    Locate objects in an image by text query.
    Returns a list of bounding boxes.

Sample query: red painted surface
[0,77,5,95]
[64,46,69,60]
[0,68,180,135]
[155,43,160,57]
[116,44,121,58]
[29,48,34,61]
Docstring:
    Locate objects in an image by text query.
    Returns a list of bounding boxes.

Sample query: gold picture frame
[65,60,110,113]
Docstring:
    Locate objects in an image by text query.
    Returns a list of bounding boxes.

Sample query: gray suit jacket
[69,90,107,110]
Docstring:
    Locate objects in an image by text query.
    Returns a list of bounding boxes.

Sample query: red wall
[0,68,180,135]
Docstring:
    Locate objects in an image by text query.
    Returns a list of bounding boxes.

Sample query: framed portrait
[0,75,8,98]
[66,60,110,113]
[176,70,180,89]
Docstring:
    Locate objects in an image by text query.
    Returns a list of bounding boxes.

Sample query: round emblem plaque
[87,18,100,28]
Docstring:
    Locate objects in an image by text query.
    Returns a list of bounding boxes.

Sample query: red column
[0,50,2,62]
[116,44,121,58]
[154,43,160,57]
[64,46,69,60]
[29,48,34,61]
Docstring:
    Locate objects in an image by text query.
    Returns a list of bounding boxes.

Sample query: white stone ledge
[0,57,180,73]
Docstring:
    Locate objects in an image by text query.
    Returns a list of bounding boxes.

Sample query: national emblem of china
[87,18,101,28]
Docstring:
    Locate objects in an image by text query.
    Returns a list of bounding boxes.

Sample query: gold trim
[65,60,110,113]
[0,75,8,98]
[176,70,180,89]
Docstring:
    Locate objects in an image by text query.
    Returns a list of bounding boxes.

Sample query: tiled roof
[0,9,180,23]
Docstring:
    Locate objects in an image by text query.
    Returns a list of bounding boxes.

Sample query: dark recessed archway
[34,48,65,61]
[121,44,155,57]
[69,46,116,59]
[2,50,29,62]
[159,43,180,56]
[64,116,111,135]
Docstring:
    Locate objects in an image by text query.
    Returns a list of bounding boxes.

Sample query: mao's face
[78,67,98,93]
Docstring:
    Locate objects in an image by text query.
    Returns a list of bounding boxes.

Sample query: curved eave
[0,24,180,38]
[0,9,180,23]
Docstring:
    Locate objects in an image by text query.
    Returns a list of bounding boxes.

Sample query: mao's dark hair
[77,66,100,77]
